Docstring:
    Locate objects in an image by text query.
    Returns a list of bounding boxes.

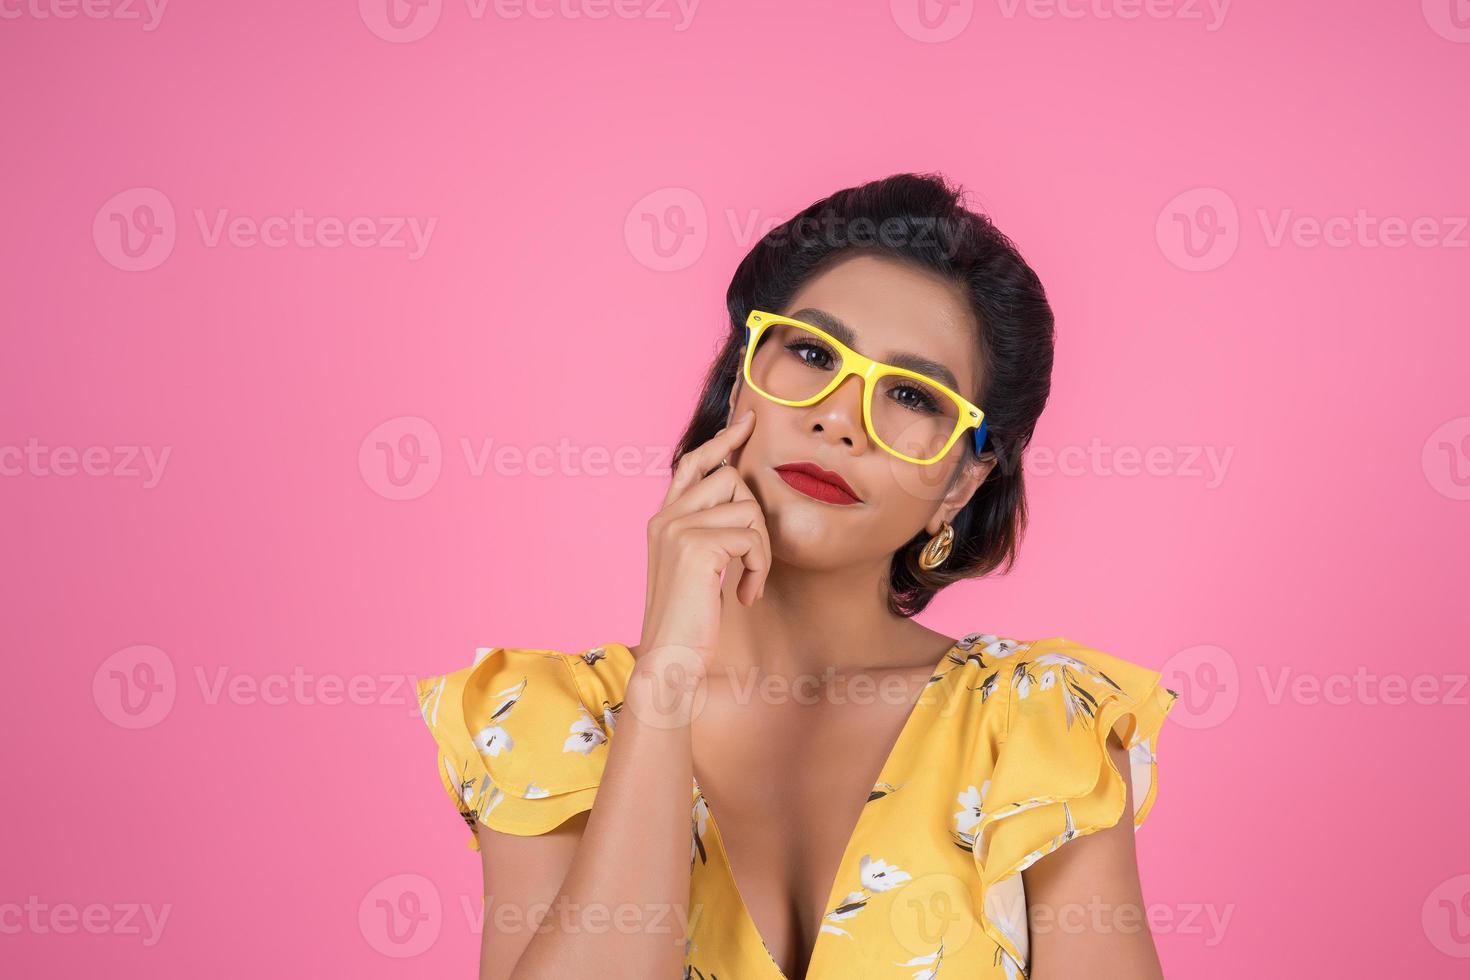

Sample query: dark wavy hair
[671,172,1056,617]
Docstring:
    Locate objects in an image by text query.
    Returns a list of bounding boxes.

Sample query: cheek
[730,414,765,467]
[863,485,940,550]
[733,402,786,461]
[873,455,962,513]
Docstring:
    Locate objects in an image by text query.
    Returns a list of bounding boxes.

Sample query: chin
[762,502,867,569]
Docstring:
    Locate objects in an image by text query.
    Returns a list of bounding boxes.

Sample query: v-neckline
[689,638,967,980]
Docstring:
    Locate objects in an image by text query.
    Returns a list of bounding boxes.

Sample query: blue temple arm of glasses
[973,418,989,454]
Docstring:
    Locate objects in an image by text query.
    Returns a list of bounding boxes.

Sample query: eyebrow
[787,307,963,392]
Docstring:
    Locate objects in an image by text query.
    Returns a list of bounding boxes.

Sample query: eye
[888,381,944,414]
[785,338,837,370]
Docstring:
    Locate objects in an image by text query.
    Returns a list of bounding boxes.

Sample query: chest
[688,673,924,978]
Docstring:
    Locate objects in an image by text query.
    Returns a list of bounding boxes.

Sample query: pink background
[3,1,1468,975]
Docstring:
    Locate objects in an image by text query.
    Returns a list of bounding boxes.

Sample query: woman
[415,173,1179,979]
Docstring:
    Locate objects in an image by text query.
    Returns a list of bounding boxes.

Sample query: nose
[806,374,869,453]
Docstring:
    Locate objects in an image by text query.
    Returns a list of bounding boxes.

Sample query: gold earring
[918,521,954,570]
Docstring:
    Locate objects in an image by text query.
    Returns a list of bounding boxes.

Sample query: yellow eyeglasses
[741,309,988,466]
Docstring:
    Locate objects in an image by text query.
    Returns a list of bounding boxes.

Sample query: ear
[927,452,998,534]
[726,374,744,425]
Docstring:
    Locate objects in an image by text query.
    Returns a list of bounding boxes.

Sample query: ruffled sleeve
[414,643,634,849]
[969,636,1179,970]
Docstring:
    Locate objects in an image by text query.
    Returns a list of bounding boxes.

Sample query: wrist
[624,647,707,729]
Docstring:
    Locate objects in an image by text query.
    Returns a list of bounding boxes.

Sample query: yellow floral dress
[415,633,1178,979]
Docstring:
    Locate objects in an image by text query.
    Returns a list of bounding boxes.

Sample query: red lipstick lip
[773,462,862,504]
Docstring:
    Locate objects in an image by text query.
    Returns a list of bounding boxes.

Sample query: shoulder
[982,635,1178,816]
[414,643,636,844]
[998,635,1178,744]
[950,635,1179,970]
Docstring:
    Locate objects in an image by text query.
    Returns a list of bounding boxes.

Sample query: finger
[654,450,772,603]
[655,465,772,603]
[659,463,744,521]
[659,468,772,596]
[670,418,751,503]
[664,410,755,508]
[724,475,772,602]
[665,499,764,533]
[682,526,769,603]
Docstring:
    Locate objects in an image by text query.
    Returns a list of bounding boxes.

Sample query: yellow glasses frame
[741,309,988,466]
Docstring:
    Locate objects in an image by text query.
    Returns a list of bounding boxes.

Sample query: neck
[705,554,948,677]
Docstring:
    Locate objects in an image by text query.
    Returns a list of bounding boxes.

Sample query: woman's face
[727,252,997,572]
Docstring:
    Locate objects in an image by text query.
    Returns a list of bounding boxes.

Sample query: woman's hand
[639,408,771,668]
[486,417,770,979]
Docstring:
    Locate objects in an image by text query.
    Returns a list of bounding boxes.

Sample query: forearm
[507,650,702,978]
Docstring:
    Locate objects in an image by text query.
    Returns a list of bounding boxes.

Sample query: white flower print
[473,723,513,756]
[818,856,912,940]
[868,780,904,803]
[956,632,1027,661]
[441,749,503,829]
[469,676,530,758]
[955,631,992,652]
[489,677,528,718]
[482,788,505,819]
[1031,652,1086,671]
[1012,653,1126,730]
[1033,652,1120,689]
[971,670,1001,702]
[828,891,869,920]
[444,755,482,809]
[1012,662,1037,700]
[565,709,608,755]
[419,675,446,727]
[1130,736,1156,768]
[821,890,869,937]
[1034,652,1124,710]
[859,854,912,892]
[690,793,710,866]
[579,646,606,666]
[524,782,549,799]
[943,634,1033,692]
[954,780,992,844]
[896,935,946,980]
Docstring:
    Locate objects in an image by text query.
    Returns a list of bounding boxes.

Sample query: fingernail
[740,408,754,422]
